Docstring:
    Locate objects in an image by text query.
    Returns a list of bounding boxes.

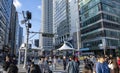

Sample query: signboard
[42,33,54,37]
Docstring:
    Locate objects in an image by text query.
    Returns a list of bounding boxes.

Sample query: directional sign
[42,33,54,37]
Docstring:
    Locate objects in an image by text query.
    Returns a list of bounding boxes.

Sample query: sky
[13,0,42,42]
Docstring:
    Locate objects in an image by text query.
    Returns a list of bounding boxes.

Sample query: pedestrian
[117,56,120,67]
[11,56,17,65]
[108,59,114,73]
[63,56,67,70]
[44,56,50,73]
[74,56,80,66]
[48,61,53,73]
[83,59,94,73]
[66,56,79,73]
[83,56,89,65]
[34,64,42,73]
[30,62,36,73]
[57,57,61,64]
[38,56,45,73]
[107,55,119,73]
[7,64,18,73]
[3,55,11,73]
[82,66,92,73]
[53,56,57,70]
[95,55,110,73]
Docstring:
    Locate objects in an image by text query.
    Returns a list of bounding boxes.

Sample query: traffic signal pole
[23,23,29,68]
[22,11,31,68]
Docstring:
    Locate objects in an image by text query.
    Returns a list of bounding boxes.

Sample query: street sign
[42,33,54,37]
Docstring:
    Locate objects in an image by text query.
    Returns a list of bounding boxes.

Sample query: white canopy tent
[57,41,75,55]
[57,42,75,51]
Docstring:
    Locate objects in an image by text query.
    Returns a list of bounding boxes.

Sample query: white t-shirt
[108,64,114,70]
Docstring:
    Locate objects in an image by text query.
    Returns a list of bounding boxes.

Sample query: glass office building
[0,0,13,50]
[40,0,53,50]
[53,0,70,47]
[79,0,120,52]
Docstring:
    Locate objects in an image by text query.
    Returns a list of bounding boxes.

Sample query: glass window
[102,4,116,15]
[106,39,118,46]
[81,4,99,21]
[81,13,101,27]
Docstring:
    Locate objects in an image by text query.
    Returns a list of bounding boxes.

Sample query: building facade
[9,5,17,55]
[79,0,120,53]
[40,0,53,50]
[68,0,80,49]
[0,0,13,51]
[53,0,80,49]
[18,25,23,48]
[15,12,19,54]
[18,25,23,53]
[53,0,70,47]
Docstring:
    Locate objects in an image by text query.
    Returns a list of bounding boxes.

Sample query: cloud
[13,0,22,9]
[37,5,41,10]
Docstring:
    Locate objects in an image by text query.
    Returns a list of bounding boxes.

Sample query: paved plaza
[0,60,84,73]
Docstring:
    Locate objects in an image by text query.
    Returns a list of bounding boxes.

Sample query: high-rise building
[79,0,120,54]
[15,12,19,54]
[53,0,70,48]
[40,0,53,50]
[53,0,80,49]
[68,0,80,49]
[9,5,17,55]
[0,0,13,51]
[18,25,23,53]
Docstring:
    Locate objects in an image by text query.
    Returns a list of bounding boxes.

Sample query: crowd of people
[2,55,18,73]
[82,55,120,73]
[27,55,80,73]
[2,54,120,73]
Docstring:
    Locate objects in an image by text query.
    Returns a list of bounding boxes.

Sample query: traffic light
[26,11,32,20]
[28,23,32,28]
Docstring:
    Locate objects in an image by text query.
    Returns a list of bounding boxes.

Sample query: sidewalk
[0,65,3,73]
[18,64,26,73]
[52,62,84,73]
[18,60,84,73]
